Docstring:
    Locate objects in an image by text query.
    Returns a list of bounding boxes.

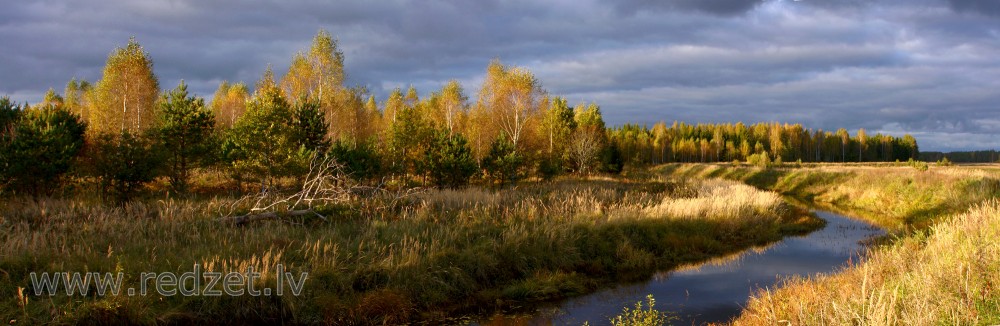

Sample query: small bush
[746,151,772,168]
[328,139,383,182]
[907,158,929,171]
[537,156,563,181]
[608,295,675,326]
[600,141,624,174]
[935,157,953,166]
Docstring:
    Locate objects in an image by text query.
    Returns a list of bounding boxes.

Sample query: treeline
[920,150,1000,163]
[608,122,919,165]
[0,31,920,200]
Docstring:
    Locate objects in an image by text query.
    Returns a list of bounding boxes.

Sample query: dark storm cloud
[614,0,765,16]
[948,0,1000,17]
[1,0,999,150]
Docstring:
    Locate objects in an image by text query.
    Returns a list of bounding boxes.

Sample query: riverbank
[659,163,1000,324]
[507,209,883,325]
[0,177,820,324]
[659,163,1000,231]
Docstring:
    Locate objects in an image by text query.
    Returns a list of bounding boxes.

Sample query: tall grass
[0,177,818,324]
[646,179,785,221]
[734,199,1000,325]
[659,163,1000,324]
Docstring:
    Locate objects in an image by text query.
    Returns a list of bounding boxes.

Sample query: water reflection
[481,210,885,326]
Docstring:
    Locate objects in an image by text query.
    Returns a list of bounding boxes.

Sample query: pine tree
[0,98,87,196]
[424,129,477,189]
[89,132,162,203]
[482,133,524,186]
[222,86,309,189]
[156,81,216,193]
[294,99,330,153]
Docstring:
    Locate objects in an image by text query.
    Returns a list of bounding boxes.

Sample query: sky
[2,0,999,151]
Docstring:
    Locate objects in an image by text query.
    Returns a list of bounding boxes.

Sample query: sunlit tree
[64,78,92,122]
[478,59,544,152]
[435,80,467,134]
[90,37,159,135]
[280,29,345,103]
[209,81,249,130]
[540,96,575,157]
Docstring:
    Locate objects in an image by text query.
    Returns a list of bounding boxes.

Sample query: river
[480,209,885,325]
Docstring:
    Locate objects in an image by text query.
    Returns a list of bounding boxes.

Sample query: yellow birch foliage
[89,37,159,135]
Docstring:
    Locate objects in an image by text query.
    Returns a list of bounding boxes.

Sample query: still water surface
[482,210,885,325]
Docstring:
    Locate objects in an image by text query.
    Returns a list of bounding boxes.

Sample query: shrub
[328,139,383,182]
[746,151,772,168]
[907,158,929,171]
[608,295,675,326]
[600,141,624,174]
[536,156,563,181]
[935,157,953,166]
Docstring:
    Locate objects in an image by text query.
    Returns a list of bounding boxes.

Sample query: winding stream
[481,210,885,325]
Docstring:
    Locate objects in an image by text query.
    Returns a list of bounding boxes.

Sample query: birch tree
[478,59,543,153]
[209,81,249,129]
[437,80,466,134]
[90,37,159,135]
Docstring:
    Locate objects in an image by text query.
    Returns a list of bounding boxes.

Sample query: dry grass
[733,199,1000,325]
[646,179,786,222]
[661,163,1000,230]
[658,163,1000,325]
[0,176,817,325]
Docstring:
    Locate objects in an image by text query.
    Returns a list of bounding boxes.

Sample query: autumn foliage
[0,31,919,198]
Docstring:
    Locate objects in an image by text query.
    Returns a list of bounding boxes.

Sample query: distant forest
[0,31,920,198]
[920,150,1000,163]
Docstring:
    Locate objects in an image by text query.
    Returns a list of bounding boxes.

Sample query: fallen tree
[219,154,349,226]
[218,154,423,226]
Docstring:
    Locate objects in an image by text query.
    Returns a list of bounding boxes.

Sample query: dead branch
[219,154,428,225]
[220,154,350,225]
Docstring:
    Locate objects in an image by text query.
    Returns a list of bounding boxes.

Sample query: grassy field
[0,174,819,324]
[660,163,1000,325]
